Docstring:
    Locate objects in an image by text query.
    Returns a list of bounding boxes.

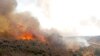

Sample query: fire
[10,23,46,43]
[16,31,46,43]
[18,32,33,40]
[18,32,46,43]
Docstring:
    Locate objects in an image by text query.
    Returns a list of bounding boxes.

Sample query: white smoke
[16,0,100,50]
[16,0,100,36]
[76,37,90,47]
[36,0,100,36]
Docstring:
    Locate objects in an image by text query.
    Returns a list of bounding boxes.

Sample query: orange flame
[18,32,46,43]
[18,32,33,40]
[15,23,46,43]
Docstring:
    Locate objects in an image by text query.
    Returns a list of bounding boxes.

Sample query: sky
[16,0,36,12]
[16,0,100,36]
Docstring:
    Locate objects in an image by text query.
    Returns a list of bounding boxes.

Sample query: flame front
[18,31,46,43]
[18,32,33,40]
[14,22,46,43]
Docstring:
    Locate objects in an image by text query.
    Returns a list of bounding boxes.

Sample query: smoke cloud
[17,0,91,49]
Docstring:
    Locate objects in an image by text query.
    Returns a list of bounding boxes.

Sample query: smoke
[15,0,91,51]
[0,0,42,41]
[35,0,100,37]
[0,0,17,15]
[15,0,100,36]
[13,12,40,31]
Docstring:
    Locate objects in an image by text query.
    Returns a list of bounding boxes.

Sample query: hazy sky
[49,0,100,36]
[16,0,35,12]
[16,0,100,36]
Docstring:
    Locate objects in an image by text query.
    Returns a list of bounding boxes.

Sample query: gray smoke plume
[0,0,17,15]
[0,0,41,40]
